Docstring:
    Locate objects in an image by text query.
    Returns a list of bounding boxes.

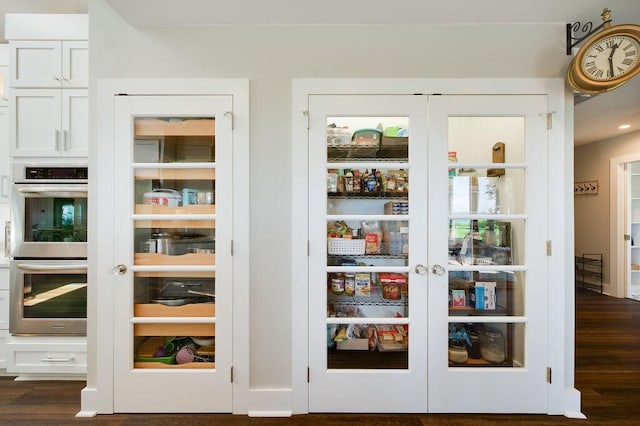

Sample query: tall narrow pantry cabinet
[292,79,577,415]
[86,80,249,414]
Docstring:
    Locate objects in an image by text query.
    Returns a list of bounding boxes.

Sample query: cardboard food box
[472,282,497,310]
[336,324,373,350]
[355,273,371,297]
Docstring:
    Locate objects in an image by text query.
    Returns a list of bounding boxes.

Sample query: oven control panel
[25,167,88,180]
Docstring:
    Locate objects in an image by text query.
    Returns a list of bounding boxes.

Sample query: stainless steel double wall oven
[9,164,88,335]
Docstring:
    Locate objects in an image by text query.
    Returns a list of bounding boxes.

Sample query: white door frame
[81,79,250,416]
[291,78,579,416]
[609,153,640,299]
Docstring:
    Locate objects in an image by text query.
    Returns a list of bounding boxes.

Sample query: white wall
[575,129,640,294]
[89,0,572,394]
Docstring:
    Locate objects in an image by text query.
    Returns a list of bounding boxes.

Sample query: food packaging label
[355,273,371,297]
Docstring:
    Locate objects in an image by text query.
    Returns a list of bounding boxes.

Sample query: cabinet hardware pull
[0,175,8,198]
[16,263,87,272]
[64,130,70,151]
[54,129,61,151]
[4,221,9,258]
[42,356,74,363]
[17,186,87,197]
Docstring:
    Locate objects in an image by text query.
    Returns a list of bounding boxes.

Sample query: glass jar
[480,326,506,364]
[344,273,355,296]
[331,273,345,295]
[468,329,482,359]
[448,339,468,364]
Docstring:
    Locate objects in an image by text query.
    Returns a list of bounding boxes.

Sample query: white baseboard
[240,388,292,416]
[14,374,85,381]
[563,387,585,419]
[248,410,293,417]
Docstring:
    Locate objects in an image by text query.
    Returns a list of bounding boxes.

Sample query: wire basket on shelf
[327,238,366,255]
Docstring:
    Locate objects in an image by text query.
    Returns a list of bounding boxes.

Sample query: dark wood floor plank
[1,288,639,424]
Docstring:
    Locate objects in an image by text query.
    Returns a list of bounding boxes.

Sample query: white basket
[327,238,366,255]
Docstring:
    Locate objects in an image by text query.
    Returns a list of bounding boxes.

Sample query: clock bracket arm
[566,8,612,55]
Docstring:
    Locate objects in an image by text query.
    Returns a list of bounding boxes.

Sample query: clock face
[580,34,640,81]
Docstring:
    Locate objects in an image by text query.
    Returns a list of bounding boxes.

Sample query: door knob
[111,264,127,275]
[431,264,446,276]
[414,264,428,275]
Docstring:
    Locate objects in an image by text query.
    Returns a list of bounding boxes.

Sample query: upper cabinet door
[60,89,89,157]
[9,89,62,157]
[61,41,88,88]
[10,41,88,89]
[10,88,87,157]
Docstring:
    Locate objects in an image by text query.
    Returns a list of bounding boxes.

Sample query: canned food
[142,240,157,253]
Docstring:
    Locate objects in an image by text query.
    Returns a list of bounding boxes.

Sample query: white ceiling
[1,0,639,145]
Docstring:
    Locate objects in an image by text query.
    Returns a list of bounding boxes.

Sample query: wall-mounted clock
[567,11,640,94]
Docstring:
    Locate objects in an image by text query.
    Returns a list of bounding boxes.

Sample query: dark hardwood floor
[1,288,639,425]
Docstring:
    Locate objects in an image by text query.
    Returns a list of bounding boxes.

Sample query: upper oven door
[12,183,88,258]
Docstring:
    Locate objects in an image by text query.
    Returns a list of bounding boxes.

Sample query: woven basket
[327,238,366,255]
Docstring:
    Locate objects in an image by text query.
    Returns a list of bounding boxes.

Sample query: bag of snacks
[361,221,382,254]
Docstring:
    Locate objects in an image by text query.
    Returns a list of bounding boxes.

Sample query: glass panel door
[308,95,428,412]
[628,161,640,300]
[113,95,233,412]
[428,96,549,413]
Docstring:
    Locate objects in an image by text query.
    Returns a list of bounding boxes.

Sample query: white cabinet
[10,88,88,157]
[6,336,86,375]
[297,86,554,413]
[9,41,88,88]
[0,44,9,107]
[0,267,8,369]
[0,107,9,201]
[0,65,8,107]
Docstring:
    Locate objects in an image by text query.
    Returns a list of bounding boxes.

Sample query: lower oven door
[10,260,87,336]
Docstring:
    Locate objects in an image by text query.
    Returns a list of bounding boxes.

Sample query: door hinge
[224,111,234,129]
[625,234,631,241]
[231,240,234,256]
[546,366,552,384]
[546,240,552,256]
[231,366,234,383]
[307,367,310,383]
[307,240,310,256]
[540,111,555,129]
[303,110,309,130]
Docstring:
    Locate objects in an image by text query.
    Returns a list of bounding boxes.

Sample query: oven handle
[16,187,88,197]
[16,263,88,274]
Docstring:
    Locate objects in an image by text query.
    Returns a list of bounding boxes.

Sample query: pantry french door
[307,94,549,413]
[308,95,429,412]
[112,95,233,412]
